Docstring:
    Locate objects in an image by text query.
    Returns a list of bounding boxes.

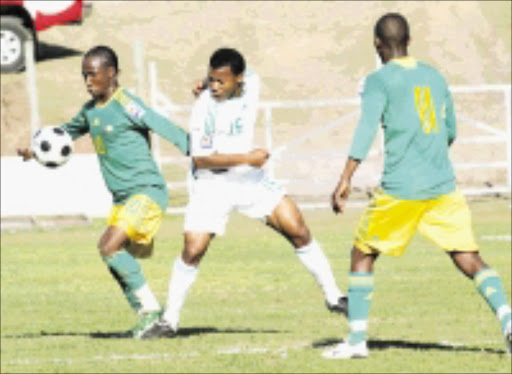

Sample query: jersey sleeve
[61,106,89,140]
[189,92,213,157]
[122,91,190,156]
[236,69,260,150]
[349,73,387,160]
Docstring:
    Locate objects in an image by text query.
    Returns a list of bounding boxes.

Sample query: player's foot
[131,310,162,339]
[321,341,368,359]
[326,295,348,317]
[139,318,177,339]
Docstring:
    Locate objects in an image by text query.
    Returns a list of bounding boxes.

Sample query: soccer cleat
[131,310,162,339]
[321,341,369,359]
[326,295,348,317]
[139,318,177,339]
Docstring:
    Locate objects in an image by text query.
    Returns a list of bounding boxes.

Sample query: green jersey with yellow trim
[62,87,189,210]
[349,56,457,200]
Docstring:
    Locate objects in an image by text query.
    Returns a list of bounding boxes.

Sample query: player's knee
[450,251,486,278]
[289,224,311,248]
[182,247,206,266]
[98,239,119,258]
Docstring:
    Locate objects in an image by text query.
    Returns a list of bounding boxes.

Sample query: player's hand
[247,148,269,167]
[331,178,351,214]
[17,148,34,161]
[192,78,207,98]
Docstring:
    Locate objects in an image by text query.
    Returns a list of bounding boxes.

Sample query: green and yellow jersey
[62,87,189,211]
[350,56,457,200]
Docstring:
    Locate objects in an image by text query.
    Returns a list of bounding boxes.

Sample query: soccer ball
[32,126,73,168]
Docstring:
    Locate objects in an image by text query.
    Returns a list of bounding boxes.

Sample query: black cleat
[139,319,177,339]
[326,296,348,317]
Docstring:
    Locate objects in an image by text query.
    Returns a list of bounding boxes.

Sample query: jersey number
[93,135,107,154]
[414,87,439,134]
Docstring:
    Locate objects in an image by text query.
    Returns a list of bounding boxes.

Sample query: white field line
[480,235,512,241]
[4,344,305,366]
[5,337,508,367]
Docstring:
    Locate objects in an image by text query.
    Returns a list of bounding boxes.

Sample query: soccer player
[17,45,190,338]
[322,13,512,359]
[141,47,347,338]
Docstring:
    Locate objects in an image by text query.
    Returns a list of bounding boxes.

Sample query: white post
[505,86,511,191]
[25,40,40,138]
[265,106,274,178]
[133,39,146,101]
[148,61,161,169]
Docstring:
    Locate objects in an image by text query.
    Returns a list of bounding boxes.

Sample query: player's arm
[331,157,361,214]
[444,86,456,146]
[126,94,190,155]
[192,149,269,170]
[141,109,190,156]
[192,78,208,98]
[331,74,386,213]
[16,107,88,161]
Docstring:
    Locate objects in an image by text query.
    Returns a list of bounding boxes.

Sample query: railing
[148,61,511,213]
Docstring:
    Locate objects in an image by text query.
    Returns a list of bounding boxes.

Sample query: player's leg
[101,195,164,338]
[450,251,511,353]
[419,189,511,353]
[265,195,347,314]
[141,232,213,338]
[323,190,423,359]
[323,246,377,359]
[141,180,230,338]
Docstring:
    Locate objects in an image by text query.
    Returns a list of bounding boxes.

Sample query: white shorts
[184,171,285,236]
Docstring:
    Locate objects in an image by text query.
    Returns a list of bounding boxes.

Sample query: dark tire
[0,16,33,73]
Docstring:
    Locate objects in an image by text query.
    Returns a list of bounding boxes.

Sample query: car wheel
[0,16,33,73]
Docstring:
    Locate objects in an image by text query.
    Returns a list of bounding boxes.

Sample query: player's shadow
[313,337,508,355]
[37,41,82,63]
[4,327,285,340]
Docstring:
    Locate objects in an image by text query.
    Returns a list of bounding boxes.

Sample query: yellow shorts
[107,194,164,245]
[354,189,479,256]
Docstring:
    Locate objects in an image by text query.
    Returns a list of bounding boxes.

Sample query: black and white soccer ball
[32,126,73,168]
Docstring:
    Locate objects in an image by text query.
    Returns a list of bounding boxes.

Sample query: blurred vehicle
[0,0,92,73]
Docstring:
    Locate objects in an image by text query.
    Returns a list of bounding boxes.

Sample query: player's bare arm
[331,157,360,214]
[193,148,269,170]
[16,148,34,161]
[192,78,208,97]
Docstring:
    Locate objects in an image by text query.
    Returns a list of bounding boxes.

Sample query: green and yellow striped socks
[474,267,511,335]
[347,272,374,345]
[103,250,160,313]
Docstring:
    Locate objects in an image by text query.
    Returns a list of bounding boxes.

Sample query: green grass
[1,198,511,373]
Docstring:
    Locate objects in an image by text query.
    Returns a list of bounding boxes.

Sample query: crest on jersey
[125,100,146,119]
[200,135,213,149]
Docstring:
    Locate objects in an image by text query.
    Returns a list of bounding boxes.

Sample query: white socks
[134,283,161,314]
[295,239,344,305]
[162,256,199,330]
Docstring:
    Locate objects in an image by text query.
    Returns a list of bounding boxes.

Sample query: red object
[33,1,83,31]
[0,1,84,31]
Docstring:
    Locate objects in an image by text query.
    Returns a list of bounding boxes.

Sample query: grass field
[1,197,511,373]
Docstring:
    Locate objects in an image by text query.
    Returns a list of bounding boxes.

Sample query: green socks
[474,267,512,333]
[103,250,146,312]
[347,272,374,345]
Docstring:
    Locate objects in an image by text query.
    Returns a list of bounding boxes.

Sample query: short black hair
[209,47,246,76]
[374,13,410,48]
[83,45,119,73]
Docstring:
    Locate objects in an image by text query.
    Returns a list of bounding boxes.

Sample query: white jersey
[189,69,261,181]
